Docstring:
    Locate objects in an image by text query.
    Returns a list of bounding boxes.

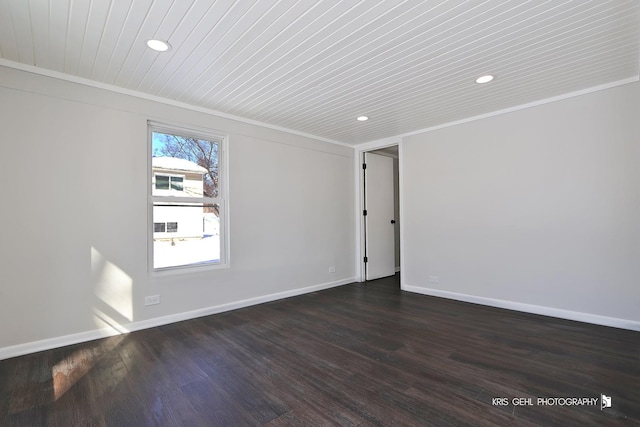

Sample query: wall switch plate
[428,275,439,284]
[144,295,160,306]
[329,267,336,273]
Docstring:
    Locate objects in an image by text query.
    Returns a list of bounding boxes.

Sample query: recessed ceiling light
[357,116,369,121]
[475,75,494,84]
[146,39,171,52]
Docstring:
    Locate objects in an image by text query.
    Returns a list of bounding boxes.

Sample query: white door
[364,152,395,280]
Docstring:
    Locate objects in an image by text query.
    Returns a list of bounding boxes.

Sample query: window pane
[153,202,220,269]
[170,177,183,191]
[152,132,220,198]
[155,175,169,190]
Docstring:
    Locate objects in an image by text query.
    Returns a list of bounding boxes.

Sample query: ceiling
[0,0,638,145]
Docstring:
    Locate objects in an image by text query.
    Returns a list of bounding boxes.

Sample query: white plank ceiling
[0,0,638,145]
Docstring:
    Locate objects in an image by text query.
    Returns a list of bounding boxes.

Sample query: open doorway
[361,145,400,281]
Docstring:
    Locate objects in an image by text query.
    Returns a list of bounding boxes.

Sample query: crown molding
[0,58,354,149]
[356,76,639,147]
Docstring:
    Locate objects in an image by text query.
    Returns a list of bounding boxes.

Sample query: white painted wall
[0,65,355,356]
[402,81,640,329]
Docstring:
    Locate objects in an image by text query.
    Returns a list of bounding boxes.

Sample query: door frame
[354,140,403,282]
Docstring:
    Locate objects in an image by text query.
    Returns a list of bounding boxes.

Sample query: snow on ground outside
[154,236,220,269]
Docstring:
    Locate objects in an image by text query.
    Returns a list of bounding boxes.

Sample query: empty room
[1,1,639,425]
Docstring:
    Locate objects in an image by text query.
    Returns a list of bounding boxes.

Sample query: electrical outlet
[428,275,439,284]
[328,267,336,273]
[144,295,160,306]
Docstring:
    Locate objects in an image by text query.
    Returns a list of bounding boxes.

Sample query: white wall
[0,65,355,357]
[402,81,640,329]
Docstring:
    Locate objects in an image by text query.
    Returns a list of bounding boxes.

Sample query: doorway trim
[354,140,403,282]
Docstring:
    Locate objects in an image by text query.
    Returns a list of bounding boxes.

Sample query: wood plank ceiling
[0,0,638,145]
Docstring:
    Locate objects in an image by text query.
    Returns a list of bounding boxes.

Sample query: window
[149,122,227,271]
[155,175,183,191]
[154,222,178,233]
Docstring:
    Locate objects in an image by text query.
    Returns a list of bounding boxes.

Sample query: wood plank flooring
[1,274,638,426]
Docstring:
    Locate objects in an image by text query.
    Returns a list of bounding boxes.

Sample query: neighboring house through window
[149,122,227,271]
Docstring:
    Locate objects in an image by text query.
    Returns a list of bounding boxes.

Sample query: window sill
[151,261,229,277]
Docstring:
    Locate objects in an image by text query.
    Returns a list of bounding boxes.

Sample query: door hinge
[363,209,367,216]
[364,256,368,263]
[362,163,367,170]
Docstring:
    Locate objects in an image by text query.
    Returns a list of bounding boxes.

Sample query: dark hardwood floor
[1,274,638,426]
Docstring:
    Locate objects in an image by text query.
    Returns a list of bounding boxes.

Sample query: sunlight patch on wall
[92,308,130,334]
[91,247,133,322]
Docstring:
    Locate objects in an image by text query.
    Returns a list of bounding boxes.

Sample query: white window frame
[148,121,230,274]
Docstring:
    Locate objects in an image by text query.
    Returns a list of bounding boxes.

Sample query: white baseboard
[0,277,355,361]
[401,284,640,332]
